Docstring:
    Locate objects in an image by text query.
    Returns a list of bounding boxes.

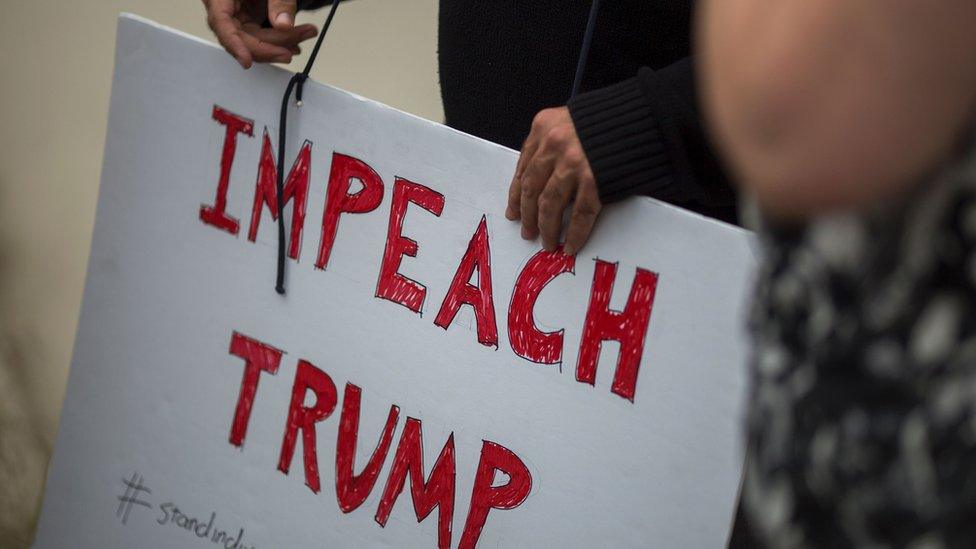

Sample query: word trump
[201,105,659,402]
[226,331,532,549]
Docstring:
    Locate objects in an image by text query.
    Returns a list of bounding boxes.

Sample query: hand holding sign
[202,0,319,67]
[506,106,602,256]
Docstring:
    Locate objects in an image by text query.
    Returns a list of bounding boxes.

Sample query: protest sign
[35,15,757,548]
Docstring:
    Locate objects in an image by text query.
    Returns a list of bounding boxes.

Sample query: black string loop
[571,0,601,98]
[275,1,340,294]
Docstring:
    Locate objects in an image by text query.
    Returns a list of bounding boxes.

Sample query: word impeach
[201,105,659,403]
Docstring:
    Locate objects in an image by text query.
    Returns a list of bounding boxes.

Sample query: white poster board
[36,15,756,549]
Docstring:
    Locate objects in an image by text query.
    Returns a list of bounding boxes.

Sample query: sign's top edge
[119,13,215,49]
[637,196,755,237]
[115,13,521,159]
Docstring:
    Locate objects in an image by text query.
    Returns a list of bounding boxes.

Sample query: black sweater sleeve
[568,57,737,223]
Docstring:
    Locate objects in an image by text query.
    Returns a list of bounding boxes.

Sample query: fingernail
[273,55,292,63]
[505,207,516,220]
[563,245,576,256]
[275,12,293,27]
[521,226,533,239]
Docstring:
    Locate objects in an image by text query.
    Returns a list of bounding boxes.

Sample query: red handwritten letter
[248,130,312,260]
[375,418,456,549]
[434,216,498,347]
[508,247,576,363]
[316,153,385,270]
[459,441,532,549]
[278,360,338,494]
[335,383,400,513]
[227,332,282,447]
[375,178,445,313]
[201,106,253,234]
[576,261,659,401]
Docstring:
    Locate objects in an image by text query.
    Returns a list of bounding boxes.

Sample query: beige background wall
[0,1,440,545]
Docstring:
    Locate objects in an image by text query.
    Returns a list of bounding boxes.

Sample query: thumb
[268,0,298,29]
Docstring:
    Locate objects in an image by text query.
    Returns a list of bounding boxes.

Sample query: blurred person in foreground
[700,2,976,547]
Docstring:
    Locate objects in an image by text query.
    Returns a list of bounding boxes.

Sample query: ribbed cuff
[568,76,675,204]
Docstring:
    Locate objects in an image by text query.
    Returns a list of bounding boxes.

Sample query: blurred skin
[699,1,976,220]
[201,0,601,254]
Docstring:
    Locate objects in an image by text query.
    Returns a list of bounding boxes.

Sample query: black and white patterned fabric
[744,134,976,548]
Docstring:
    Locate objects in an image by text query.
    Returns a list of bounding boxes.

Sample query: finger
[537,167,577,251]
[243,24,318,48]
[563,182,602,256]
[507,140,539,220]
[507,112,550,219]
[268,0,298,29]
[520,124,573,240]
[240,32,294,63]
[513,131,541,187]
[519,148,559,241]
[207,2,253,68]
[506,172,523,221]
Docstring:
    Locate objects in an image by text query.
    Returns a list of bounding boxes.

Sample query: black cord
[571,0,601,98]
[276,1,341,294]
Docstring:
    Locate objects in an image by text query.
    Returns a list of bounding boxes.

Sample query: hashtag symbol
[116,471,153,525]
